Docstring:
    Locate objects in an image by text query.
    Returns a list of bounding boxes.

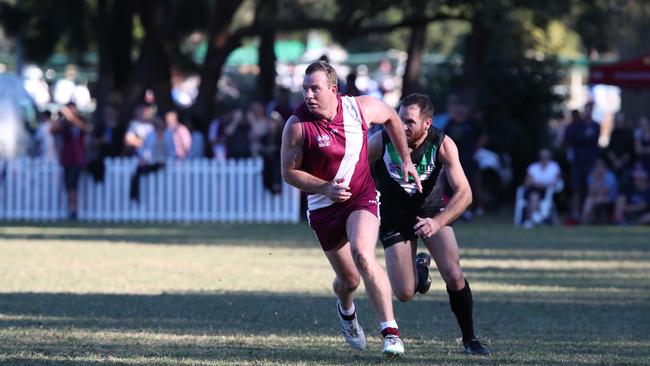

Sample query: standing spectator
[51,102,89,220]
[564,106,601,223]
[34,111,58,162]
[443,94,488,218]
[606,112,634,185]
[521,148,562,227]
[124,104,155,156]
[164,111,192,159]
[634,115,650,173]
[261,111,284,194]
[613,168,650,225]
[580,159,618,224]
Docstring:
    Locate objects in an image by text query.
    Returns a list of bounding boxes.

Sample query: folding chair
[514,180,563,227]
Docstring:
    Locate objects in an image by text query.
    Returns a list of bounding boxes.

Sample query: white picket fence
[0,158,300,222]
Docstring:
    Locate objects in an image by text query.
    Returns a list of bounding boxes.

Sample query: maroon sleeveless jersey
[295,95,376,212]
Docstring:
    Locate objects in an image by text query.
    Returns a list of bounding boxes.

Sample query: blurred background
[0,0,649,226]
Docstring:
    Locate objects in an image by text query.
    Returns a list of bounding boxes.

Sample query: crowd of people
[521,104,650,227]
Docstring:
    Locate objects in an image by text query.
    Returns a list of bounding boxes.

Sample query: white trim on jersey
[308,96,365,211]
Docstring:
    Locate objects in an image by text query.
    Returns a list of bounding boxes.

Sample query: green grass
[0,219,648,365]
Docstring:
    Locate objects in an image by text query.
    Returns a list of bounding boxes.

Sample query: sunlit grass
[0,220,648,365]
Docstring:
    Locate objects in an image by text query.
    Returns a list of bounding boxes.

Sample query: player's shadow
[1,290,646,365]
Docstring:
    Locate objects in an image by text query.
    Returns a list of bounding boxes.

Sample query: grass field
[0,218,649,365]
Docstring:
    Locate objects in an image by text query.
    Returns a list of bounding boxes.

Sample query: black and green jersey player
[368,93,491,356]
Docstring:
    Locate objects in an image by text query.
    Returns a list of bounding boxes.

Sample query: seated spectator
[613,168,650,225]
[522,148,562,227]
[606,112,634,185]
[634,115,650,173]
[224,109,252,159]
[581,159,618,224]
[247,101,270,158]
[140,117,175,164]
[164,110,192,159]
[186,116,206,159]
[208,113,227,161]
[124,104,155,156]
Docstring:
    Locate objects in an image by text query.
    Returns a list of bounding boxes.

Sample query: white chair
[514,180,563,227]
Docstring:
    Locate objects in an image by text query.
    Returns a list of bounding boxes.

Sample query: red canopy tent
[589,53,650,89]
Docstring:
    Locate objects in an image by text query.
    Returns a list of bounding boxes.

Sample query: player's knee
[334,275,360,293]
[351,250,374,274]
[443,267,464,289]
[394,289,415,302]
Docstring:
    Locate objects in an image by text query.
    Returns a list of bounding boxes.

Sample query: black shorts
[63,166,83,192]
[379,206,449,249]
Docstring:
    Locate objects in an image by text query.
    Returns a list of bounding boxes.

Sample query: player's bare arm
[281,116,351,202]
[367,131,384,164]
[357,95,422,192]
[414,136,472,238]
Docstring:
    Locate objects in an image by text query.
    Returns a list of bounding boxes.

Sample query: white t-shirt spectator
[527,161,561,187]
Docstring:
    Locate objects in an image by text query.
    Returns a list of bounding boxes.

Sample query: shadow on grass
[1,290,648,365]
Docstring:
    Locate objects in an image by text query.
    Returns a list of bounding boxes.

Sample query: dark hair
[305,61,338,87]
[400,93,434,121]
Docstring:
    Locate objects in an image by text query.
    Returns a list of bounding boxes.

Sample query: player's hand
[414,216,442,238]
[402,162,422,193]
[324,178,351,202]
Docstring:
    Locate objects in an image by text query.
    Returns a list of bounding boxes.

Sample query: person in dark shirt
[613,168,650,225]
[606,112,634,186]
[443,94,487,218]
[563,103,601,221]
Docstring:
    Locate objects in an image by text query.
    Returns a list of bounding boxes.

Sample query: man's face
[399,104,431,149]
[302,71,337,118]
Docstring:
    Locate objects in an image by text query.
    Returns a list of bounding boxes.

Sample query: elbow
[463,188,473,209]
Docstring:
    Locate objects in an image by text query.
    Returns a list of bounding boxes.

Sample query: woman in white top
[523,149,562,226]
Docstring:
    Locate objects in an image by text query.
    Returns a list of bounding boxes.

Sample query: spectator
[140,117,174,163]
[267,87,294,122]
[443,93,488,218]
[130,117,171,203]
[124,104,155,156]
[606,112,634,185]
[51,102,89,220]
[224,109,252,159]
[343,71,361,97]
[247,101,270,158]
[186,116,206,159]
[564,105,601,222]
[634,115,650,173]
[522,148,562,227]
[613,168,650,225]
[208,112,228,161]
[261,111,284,194]
[580,159,618,224]
[164,111,192,159]
[34,111,58,162]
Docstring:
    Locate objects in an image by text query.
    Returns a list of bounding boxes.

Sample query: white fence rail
[0,158,300,222]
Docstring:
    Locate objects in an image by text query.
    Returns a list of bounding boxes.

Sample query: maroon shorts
[307,190,379,251]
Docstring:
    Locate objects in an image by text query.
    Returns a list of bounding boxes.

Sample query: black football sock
[447,279,476,342]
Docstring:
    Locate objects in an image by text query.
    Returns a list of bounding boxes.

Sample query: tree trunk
[258,31,276,104]
[401,21,426,98]
[461,10,488,106]
[110,0,134,91]
[194,0,244,128]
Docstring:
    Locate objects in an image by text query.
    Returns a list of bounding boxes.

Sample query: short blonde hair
[305,61,338,87]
